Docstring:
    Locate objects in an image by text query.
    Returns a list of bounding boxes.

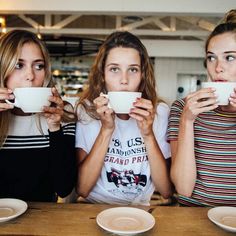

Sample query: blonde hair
[0,30,54,146]
[0,30,75,147]
[77,31,161,119]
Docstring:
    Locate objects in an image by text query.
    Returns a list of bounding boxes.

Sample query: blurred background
[0,0,235,106]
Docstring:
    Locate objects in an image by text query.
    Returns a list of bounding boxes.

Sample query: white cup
[202,82,236,105]
[104,91,142,114]
[6,87,52,113]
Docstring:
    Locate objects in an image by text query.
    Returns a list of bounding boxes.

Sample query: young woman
[168,9,236,206]
[75,31,172,205]
[0,29,76,202]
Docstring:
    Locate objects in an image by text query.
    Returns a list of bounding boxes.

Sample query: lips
[214,79,228,82]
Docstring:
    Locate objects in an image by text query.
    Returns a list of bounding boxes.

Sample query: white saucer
[208,206,236,233]
[0,198,28,223]
[96,207,155,235]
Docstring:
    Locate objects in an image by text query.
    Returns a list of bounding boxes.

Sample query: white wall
[154,57,206,106]
[143,40,205,58]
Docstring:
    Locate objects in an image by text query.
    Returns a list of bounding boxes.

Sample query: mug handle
[5,99,20,108]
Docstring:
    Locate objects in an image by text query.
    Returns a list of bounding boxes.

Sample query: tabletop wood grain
[0,202,234,235]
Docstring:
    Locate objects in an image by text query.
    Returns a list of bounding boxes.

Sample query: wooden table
[0,202,234,235]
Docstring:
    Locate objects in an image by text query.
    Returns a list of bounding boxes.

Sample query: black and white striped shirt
[0,114,76,202]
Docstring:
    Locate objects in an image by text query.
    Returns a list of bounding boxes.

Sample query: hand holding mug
[228,87,236,108]
[0,88,14,112]
[129,98,155,137]
[43,87,64,132]
[93,93,115,131]
[182,87,218,122]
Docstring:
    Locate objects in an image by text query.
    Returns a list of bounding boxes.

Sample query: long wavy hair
[77,31,160,119]
[0,29,75,147]
[204,9,236,67]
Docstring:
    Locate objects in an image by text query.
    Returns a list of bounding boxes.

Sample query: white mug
[6,87,52,113]
[201,82,236,105]
[103,91,142,114]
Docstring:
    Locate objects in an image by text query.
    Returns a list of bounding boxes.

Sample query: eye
[226,55,236,61]
[206,55,216,62]
[34,63,45,70]
[110,67,119,73]
[129,67,139,73]
[15,62,24,69]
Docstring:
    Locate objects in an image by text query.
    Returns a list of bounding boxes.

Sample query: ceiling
[0,0,235,57]
[0,14,223,41]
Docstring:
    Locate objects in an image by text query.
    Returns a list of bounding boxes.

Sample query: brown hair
[204,9,236,67]
[77,31,160,119]
[221,9,236,24]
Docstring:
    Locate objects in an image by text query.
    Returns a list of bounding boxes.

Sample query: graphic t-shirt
[76,103,170,205]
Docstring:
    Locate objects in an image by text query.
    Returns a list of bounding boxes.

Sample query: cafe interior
[0,0,236,235]
[1,0,235,106]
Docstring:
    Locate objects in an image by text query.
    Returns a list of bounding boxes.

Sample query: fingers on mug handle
[99,93,112,109]
[5,99,17,107]
[51,87,60,96]
[100,92,107,98]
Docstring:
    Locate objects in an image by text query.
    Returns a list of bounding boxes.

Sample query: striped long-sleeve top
[168,99,236,206]
[0,113,76,202]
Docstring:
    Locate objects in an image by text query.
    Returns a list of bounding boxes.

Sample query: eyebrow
[106,63,118,67]
[207,50,236,54]
[224,51,236,54]
[18,59,45,62]
[129,64,141,67]
[106,63,141,67]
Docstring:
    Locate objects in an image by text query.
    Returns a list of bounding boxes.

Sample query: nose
[215,60,224,73]
[26,67,35,81]
[120,71,128,84]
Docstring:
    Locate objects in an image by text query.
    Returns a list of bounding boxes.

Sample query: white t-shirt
[75,102,170,205]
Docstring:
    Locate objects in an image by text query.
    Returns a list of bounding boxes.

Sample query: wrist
[180,112,195,125]
[100,126,114,137]
[142,130,155,142]
[48,123,61,132]
[179,115,194,133]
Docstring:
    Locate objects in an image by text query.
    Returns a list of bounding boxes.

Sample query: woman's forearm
[77,128,113,197]
[144,132,172,199]
[170,117,197,197]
